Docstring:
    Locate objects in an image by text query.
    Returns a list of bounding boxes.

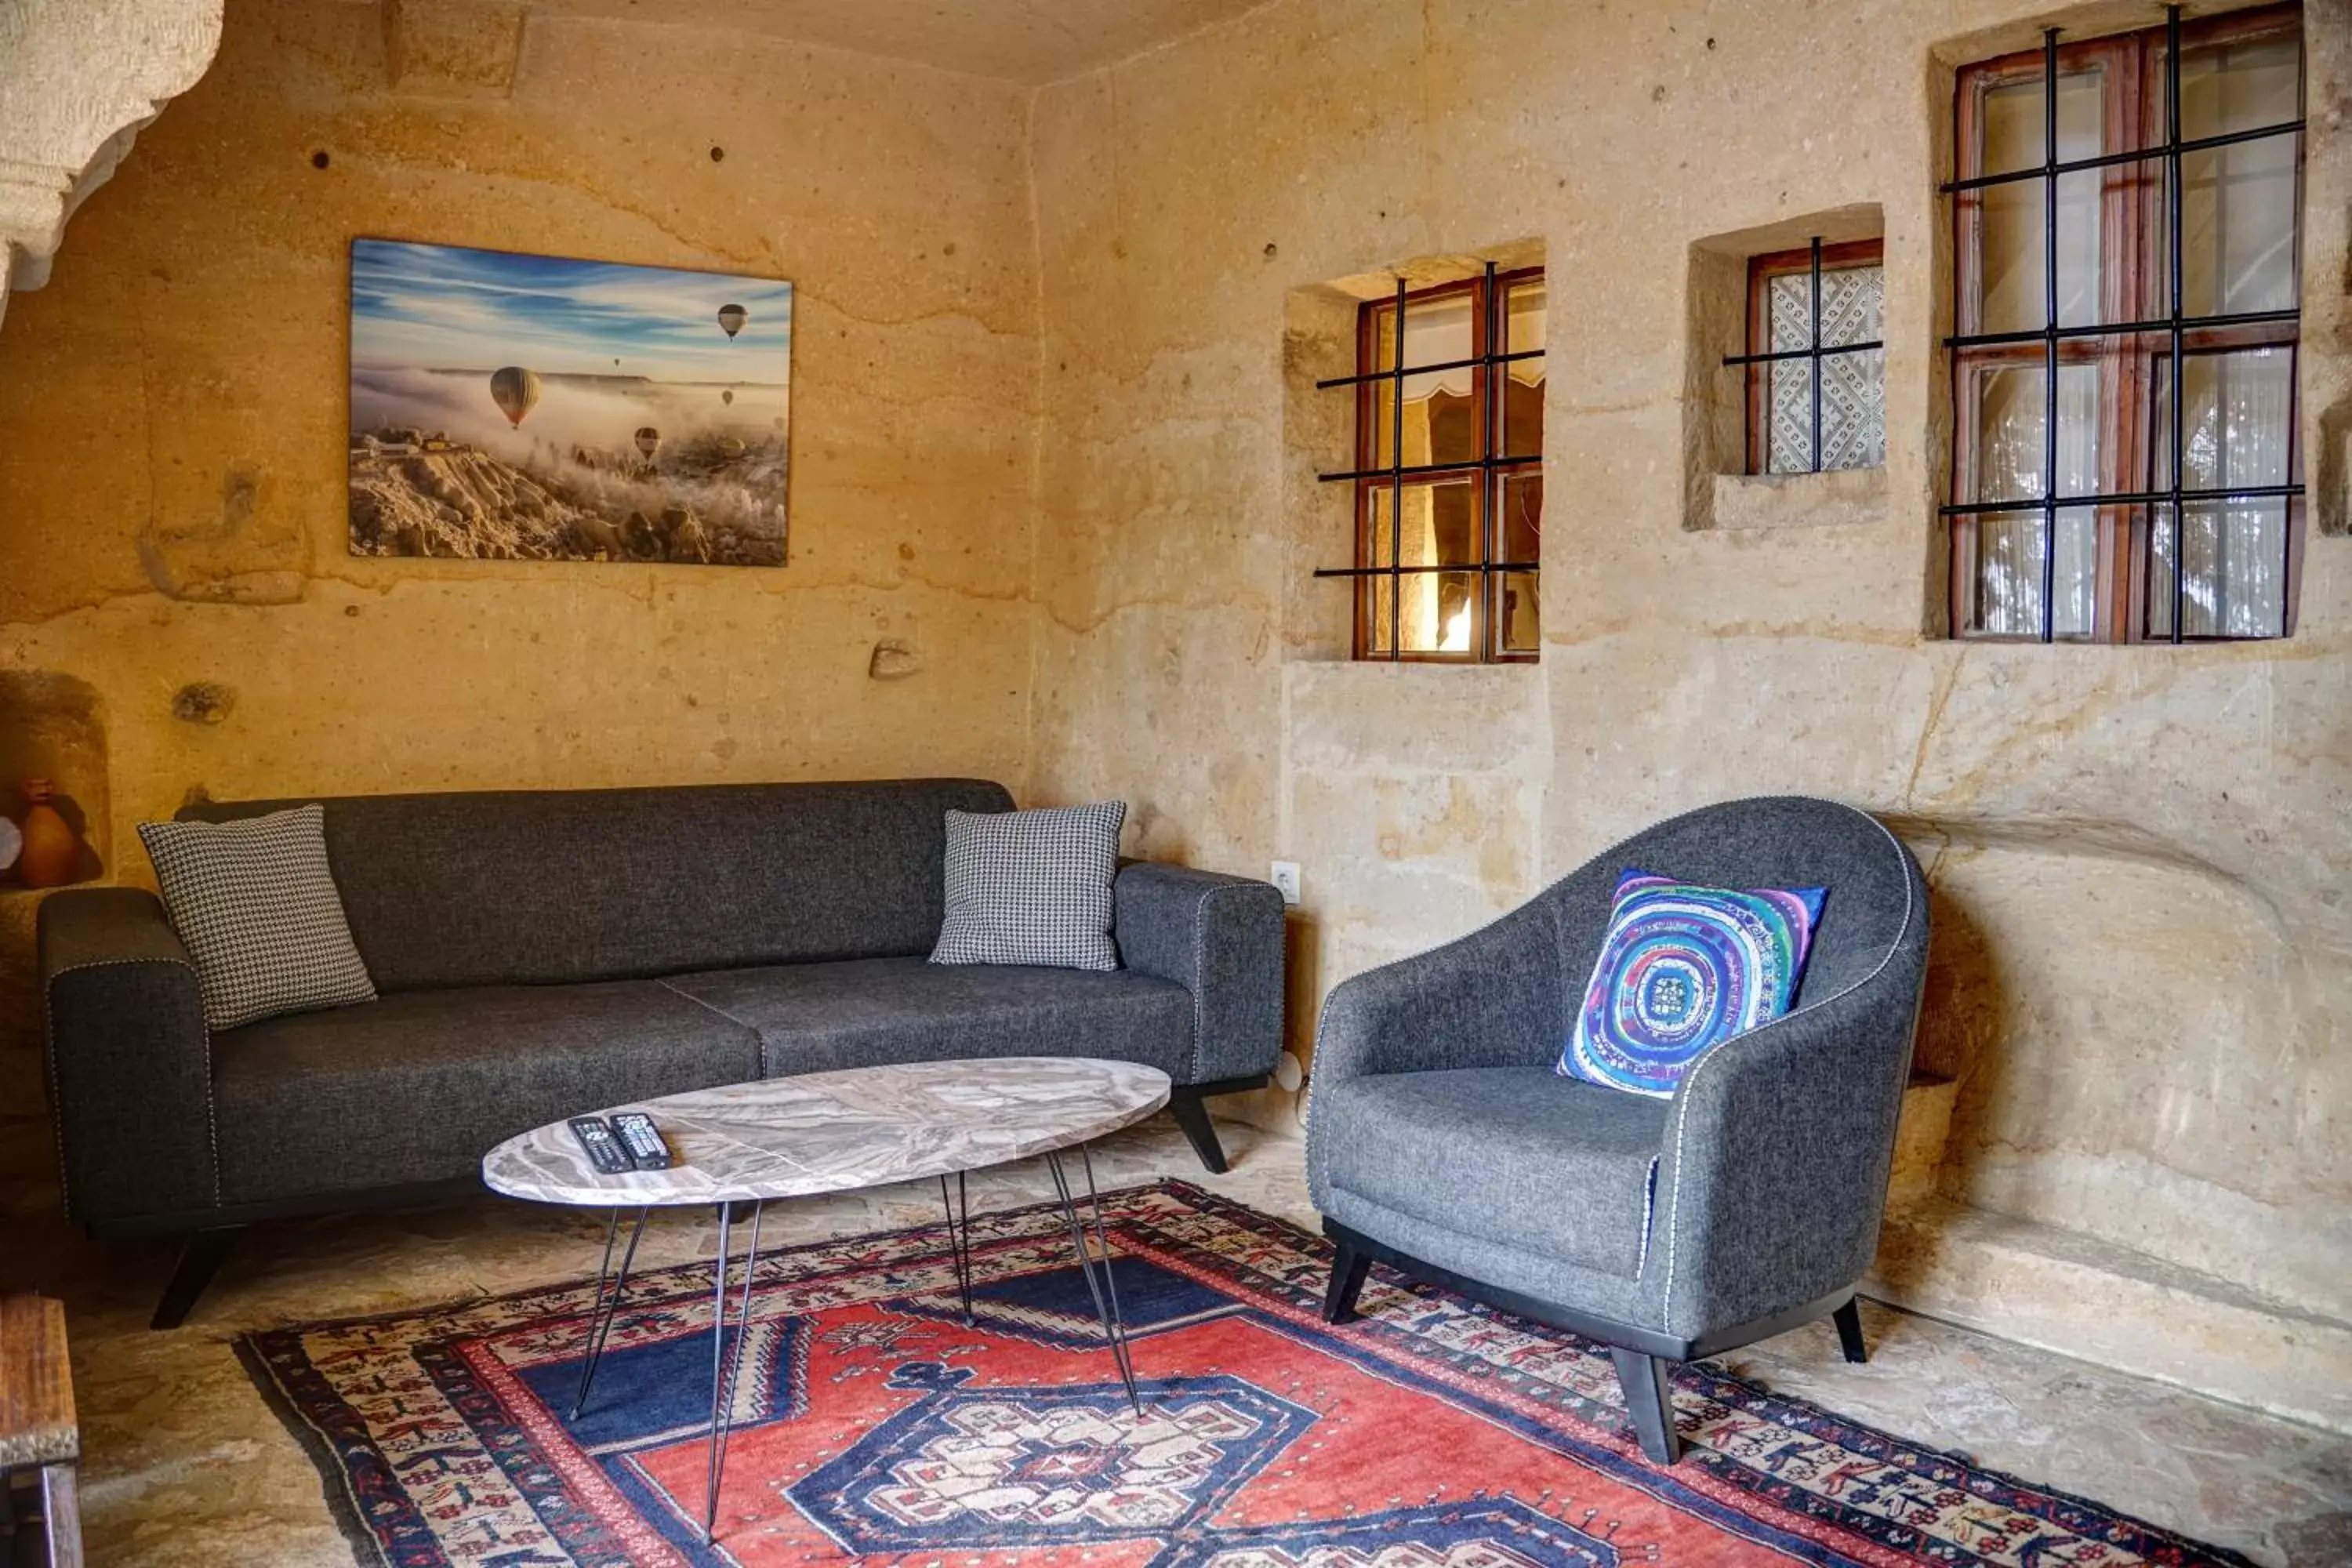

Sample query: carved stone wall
[1026,0,2352,1426]
[1,0,2345,1434]
[0,0,1044,1210]
[0,0,223,325]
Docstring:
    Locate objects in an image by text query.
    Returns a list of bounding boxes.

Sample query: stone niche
[0,670,108,889]
[1683,204,1886,532]
[1280,239,1547,662]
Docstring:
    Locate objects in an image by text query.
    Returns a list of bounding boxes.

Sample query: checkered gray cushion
[137,804,378,1031]
[929,802,1126,971]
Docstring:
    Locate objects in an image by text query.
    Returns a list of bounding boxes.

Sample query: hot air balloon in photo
[634,426,661,459]
[717,303,748,339]
[721,388,735,405]
[488,366,541,427]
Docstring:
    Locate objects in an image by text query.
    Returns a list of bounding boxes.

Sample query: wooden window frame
[1341,265,1544,664]
[1946,3,2304,643]
[1744,238,1887,475]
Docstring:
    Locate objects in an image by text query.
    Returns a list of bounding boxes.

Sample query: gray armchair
[1306,796,1929,1465]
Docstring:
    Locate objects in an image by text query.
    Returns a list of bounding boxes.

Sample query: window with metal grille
[1738,240,1886,474]
[1312,264,1544,662]
[1944,3,2303,643]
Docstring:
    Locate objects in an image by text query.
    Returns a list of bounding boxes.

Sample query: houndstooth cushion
[138,804,378,1031]
[929,801,1127,971]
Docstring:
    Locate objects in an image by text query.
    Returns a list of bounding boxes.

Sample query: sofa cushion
[137,804,378,1031]
[663,956,1196,1080]
[1314,1066,1668,1279]
[182,779,1014,993]
[931,801,1126,971]
[210,982,761,1203]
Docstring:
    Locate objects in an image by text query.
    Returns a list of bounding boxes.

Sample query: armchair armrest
[1310,898,1566,1088]
[1646,956,1926,1340]
[39,888,217,1229]
[1112,862,1286,1084]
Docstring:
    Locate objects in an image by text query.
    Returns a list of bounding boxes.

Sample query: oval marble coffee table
[481,1056,1171,1544]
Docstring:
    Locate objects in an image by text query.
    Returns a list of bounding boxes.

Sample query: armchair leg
[1832,1296,1867,1364]
[1322,1242,1372,1325]
[1610,1348,1682,1465]
[151,1225,243,1330]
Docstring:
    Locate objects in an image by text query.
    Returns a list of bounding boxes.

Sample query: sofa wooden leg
[151,1225,242,1330]
[1610,1348,1682,1465]
[1833,1295,1867,1364]
[1322,1242,1372,1325]
[1167,1091,1230,1174]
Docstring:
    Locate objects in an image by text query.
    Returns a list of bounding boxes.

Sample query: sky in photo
[351,239,793,385]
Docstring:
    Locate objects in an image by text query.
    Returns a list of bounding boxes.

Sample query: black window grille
[1311,262,1544,662]
[1726,238,1886,474]
[1941,4,2305,643]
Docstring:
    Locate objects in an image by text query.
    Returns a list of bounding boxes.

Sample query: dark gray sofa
[39,779,1285,1327]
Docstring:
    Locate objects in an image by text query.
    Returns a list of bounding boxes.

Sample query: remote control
[610,1112,674,1171]
[568,1116,632,1175]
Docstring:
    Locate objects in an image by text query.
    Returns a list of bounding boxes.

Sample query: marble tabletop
[480,1056,1172,1208]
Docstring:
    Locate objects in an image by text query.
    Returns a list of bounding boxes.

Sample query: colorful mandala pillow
[1557,869,1826,1099]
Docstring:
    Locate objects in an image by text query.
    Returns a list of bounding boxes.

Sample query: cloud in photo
[354,365,787,460]
[351,238,794,385]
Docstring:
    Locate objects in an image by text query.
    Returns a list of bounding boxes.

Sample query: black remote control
[568,1116,632,1175]
[610,1112,674,1171]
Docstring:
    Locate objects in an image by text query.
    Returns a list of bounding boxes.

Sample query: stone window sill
[1711,466,1886,531]
[1291,655,1544,676]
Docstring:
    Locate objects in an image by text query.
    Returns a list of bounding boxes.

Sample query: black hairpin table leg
[572,1205,648,1419]
[1045,1144,1139,1414]
[940,1171,975,1325]
[702,1198,764,1545]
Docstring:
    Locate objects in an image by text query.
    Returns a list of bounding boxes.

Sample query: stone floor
[5,1112,2347,1566]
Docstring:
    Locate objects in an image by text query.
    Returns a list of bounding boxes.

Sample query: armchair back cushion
[180,779,1014,993]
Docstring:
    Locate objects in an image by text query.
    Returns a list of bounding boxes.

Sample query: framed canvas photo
[348,239,793,565]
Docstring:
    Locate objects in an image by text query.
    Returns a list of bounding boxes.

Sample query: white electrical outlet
[1269,860,1302,906]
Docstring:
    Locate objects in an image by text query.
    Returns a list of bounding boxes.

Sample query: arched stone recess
[0,0,223,328]
[1888,814,2331,1307]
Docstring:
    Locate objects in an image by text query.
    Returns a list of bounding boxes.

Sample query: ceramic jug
[16,779,80,888]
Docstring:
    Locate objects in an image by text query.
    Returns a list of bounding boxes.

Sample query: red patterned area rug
[239,1180,2246,1567]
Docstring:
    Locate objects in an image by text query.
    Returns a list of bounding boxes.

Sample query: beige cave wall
[1027,0,2352,1388]
[0,0,224,324]
[0,0,1041,1203]
[1,0,2344,1423]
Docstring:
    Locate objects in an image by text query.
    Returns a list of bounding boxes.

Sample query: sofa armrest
[39,888,217,1228]
[1309,898,1566,1090]
[1645,954,1927,1340]
[1112,863,1286,1085]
